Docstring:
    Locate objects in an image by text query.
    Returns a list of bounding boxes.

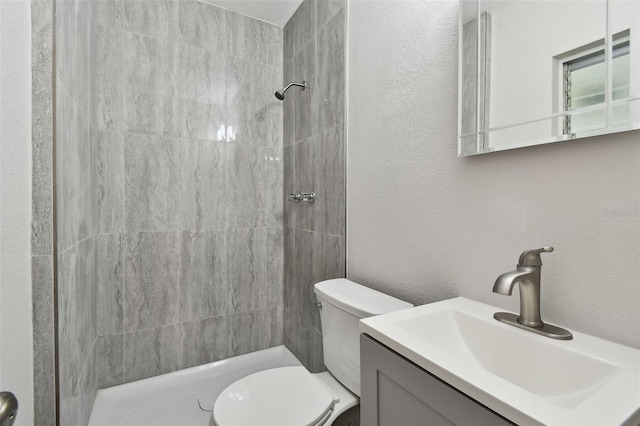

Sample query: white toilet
[211,278,413,426]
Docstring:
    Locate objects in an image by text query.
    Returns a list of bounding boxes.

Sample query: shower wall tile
[93,0,117,28]
[32,71,53,256]
[283,227,299,308]
[227,306,283,356]
[283,146,296,228]
[185,140,227,231]
[124,324,180,382]
[96,130,125,233]
[179,45,225,107]
[97,233,124,336]
[75,0,92,115]
[226,57,267,145]
[321,125,345,236]
[316,9,345,133]
[267,228,284,308]
[91,24,124,132]
[31,0,53,72]
[292,0,316,55]
[294,41,316,143]
[32,256,55,426]
[124,133,183,232]
[266,24,283,68]
[266,65,284,150]
[283,59,296,148]
[226,143,266,228]
[323,234,346,279]
[77,342,98,426]
[56,0,77,99]
[96,334,124,388]
[178,0,226,53]
[294,230,324,331]
[266,148,284,227]
[120,0,179,40]
[317,0,345,30]
[284,21,295,64]
[180,317,228,369]
[226,12,266,64]
[124,231,180,331]
[179,230,227,322]
[294,136,322,231]
[226,227,267,313]
[57,81,91,252]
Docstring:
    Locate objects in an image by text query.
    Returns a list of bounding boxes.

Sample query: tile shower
[30,0,345,424]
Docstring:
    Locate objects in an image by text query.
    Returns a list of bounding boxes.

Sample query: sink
[360,297,640,425]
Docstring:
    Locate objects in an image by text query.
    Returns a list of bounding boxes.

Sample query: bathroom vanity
[359,298,640,426]
[360,334,512,425]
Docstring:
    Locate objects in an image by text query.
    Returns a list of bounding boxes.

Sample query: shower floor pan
[89,345,302,426]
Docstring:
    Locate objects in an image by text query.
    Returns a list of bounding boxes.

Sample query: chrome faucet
[493,247,572,340]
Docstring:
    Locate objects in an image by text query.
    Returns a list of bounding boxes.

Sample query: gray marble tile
[227,311,252,356]
[124,133,183,232]
[56,0,77,99]
[226,227,267,313]
[179,230,226,322]
[323,234,346,280]
[91,24,124,132]
[32,71,53,256]
[57,78,91,252]
[292,0,316,55]
[304,326,325,373]
[226,144,266,228]
[294,136,322,231]
[226,12,266,64]
[320,125,345,236]
[316,9,345,133]
[93,0,118,28]
[266,148,283,227]
[121,0,179,40]
[123,33,176,135]
[283,311,304,361]
[282,60,296,148]
[266,228,284,307]
[283,146,296,228]
[294,42,316,143]
[317,0,345,30]
[124,324,180,382]
[283,227,298,311]
[226,57,267,145]
[97,234,124,335]
[77,238,97,378]
[294,229,324,331]
[77,340,98,426]
[252,306,284,351]
[180,317,228,369]
[32,256,55,426]
[266,65,284,150]
[58,392,80,426]
[178,44,225,107]
[96,334,124,388]
[265,23,283,68]
[178,0,226,53]
[283,21,295,64]
[75,0,91,115]
[175,98,225,141]
[31,0,53,72]
[183,140,227,231]
[124,232,180,331]
[96,130,125,233]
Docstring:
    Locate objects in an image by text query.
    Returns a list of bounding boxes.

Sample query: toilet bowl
[211,279,413,426]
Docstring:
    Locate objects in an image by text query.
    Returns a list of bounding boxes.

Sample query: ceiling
[202,0,304,27]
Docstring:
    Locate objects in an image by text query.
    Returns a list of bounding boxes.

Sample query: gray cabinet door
[360,334,514,426]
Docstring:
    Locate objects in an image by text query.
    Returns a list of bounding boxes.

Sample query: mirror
[458,0,640,156]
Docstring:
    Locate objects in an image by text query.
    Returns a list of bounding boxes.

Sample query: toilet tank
[314,279,413,396]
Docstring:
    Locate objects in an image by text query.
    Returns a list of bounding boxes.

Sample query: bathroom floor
[89,346,302,426]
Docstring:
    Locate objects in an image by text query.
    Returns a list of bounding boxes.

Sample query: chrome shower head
[274,81,309,100]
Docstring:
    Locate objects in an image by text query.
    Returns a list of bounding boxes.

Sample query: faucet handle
[518,247,554,266]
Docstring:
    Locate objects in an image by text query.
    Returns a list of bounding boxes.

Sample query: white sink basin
[360,297,640,425]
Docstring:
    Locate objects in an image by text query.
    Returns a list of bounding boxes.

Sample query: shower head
[274,81,309,100]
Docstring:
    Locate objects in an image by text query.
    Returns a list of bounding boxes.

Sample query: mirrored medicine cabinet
[458,0,640,156]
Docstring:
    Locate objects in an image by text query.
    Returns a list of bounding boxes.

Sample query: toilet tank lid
[314,279,413,318]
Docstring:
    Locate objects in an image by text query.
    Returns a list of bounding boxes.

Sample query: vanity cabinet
[360,334,514,426]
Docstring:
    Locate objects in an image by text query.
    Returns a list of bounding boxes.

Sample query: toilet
[211,278,413,426]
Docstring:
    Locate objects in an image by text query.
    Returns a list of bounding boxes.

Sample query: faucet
[492,247,572,340]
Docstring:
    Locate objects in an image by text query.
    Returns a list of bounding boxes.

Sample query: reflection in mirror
[458,0,640,156]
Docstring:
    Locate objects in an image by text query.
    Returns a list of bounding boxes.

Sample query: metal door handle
[0,392,18,426]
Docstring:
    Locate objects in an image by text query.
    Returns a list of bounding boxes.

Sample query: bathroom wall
[283,0,347,372]
[347,1,640,349]
[1,2,36,425]
[90,0,284,390]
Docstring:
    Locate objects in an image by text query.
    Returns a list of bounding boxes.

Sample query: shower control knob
[0,392,18,426]
[288,193,302,202]
[300,192,316,203]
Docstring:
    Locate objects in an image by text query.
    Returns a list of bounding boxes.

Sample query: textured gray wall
[347,1,640,350]
[283,0,346,372]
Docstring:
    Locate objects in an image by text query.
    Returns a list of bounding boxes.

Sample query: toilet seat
[213,366,336,426]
